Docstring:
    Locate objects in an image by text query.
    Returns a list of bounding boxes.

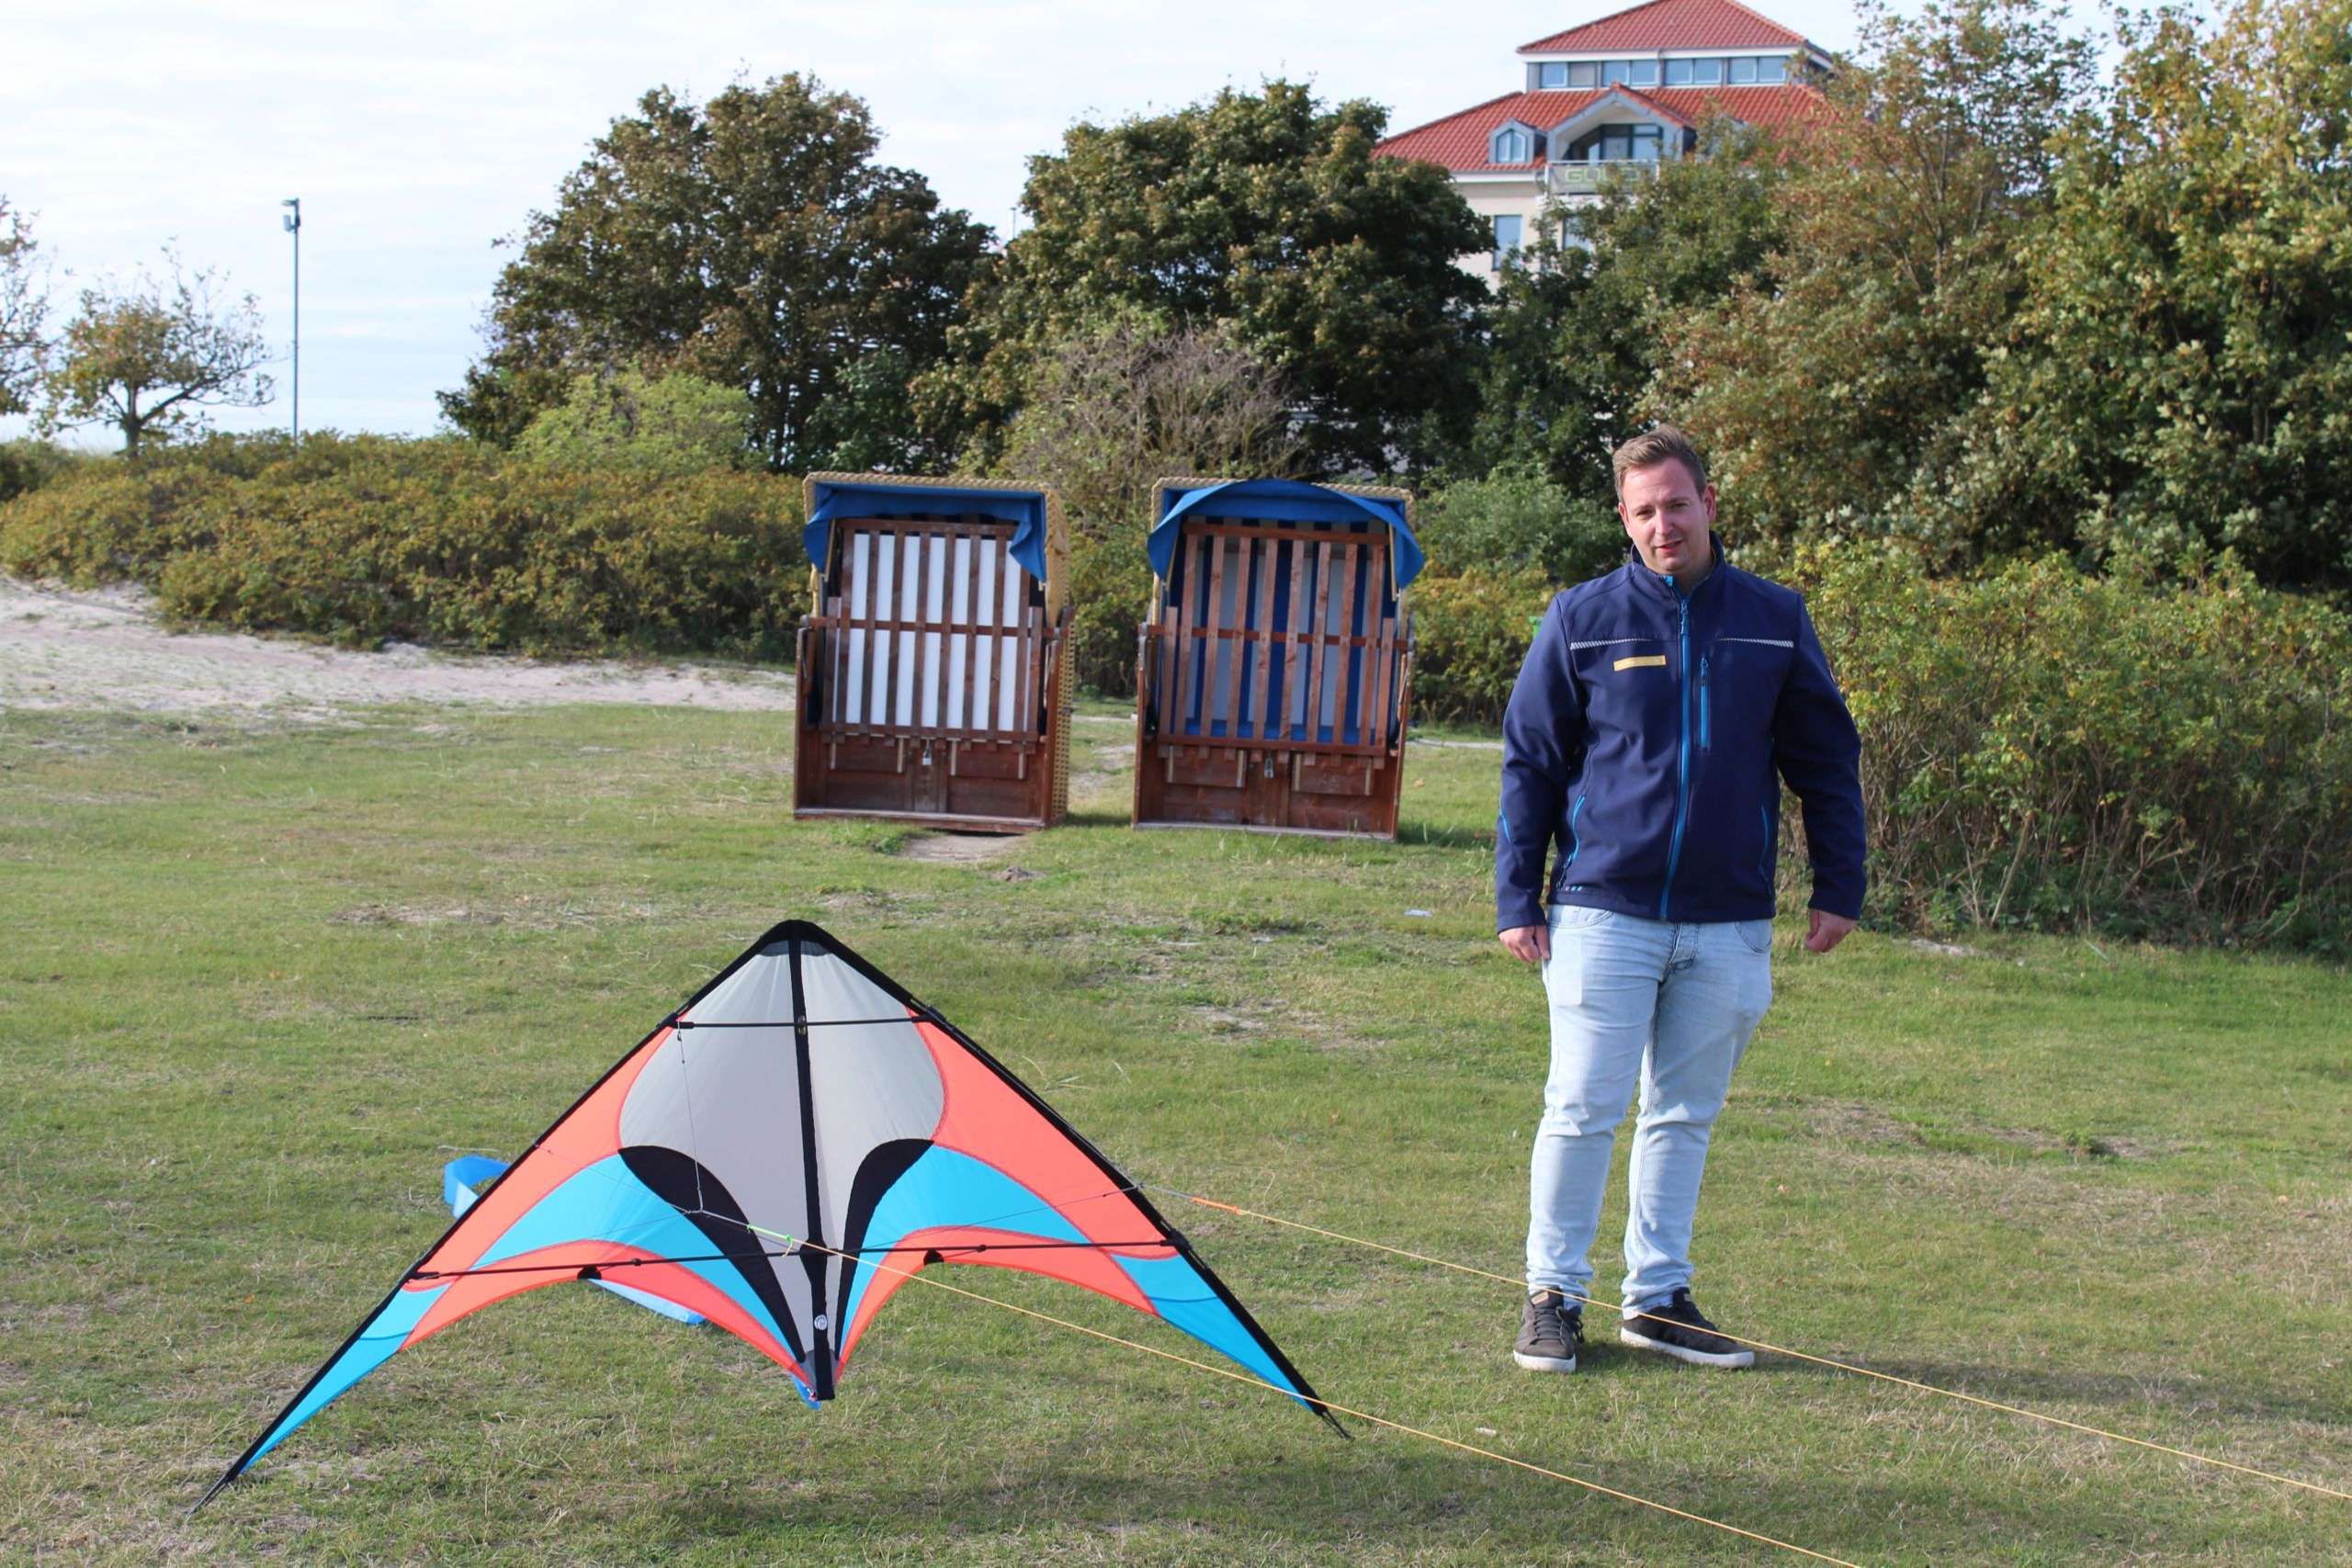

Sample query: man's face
[1616,458,1717,585]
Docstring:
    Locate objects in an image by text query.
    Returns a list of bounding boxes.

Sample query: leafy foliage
[439,76,990,474]
[1935,0,2352,588]
[0,197,46,418]
[1406,565,1558,726]
[998,316,1300,694]
[920,82,1489,475]
[1656,0,2094,546]
[1801,544,2352,950]
[42,250,274,457]
[1464,122,1787,496]
[1417,468,1624,589]
[0,434,807,657]
[0,439,82,505]
[514,367,755,476]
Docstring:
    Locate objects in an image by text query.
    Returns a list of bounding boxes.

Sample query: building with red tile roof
[1375,2,1830,277]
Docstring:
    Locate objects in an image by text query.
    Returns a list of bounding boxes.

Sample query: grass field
[4,698,2348,1564]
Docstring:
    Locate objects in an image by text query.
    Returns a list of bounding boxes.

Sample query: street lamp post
[281,197,300,443]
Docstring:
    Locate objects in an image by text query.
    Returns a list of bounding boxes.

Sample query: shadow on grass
[616,1440,2056,1562]
[1752,1349,2352,1434]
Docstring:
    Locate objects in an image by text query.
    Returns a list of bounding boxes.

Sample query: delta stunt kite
[205,920,1339,1505]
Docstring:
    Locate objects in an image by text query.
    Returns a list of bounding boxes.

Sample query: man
[1497,424,1864,1374]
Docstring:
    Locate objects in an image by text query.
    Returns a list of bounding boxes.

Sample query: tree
[1939,0,2352,587]
[1,197,50,418]
[514,366,754,475]
[1463,119,1789,501]
[1001,314,1299,531]
[438,75,991,474]
[1655,0,2094,548]
[44,251,272,457]
[918,81,1491,477]
[999,313,1300,693]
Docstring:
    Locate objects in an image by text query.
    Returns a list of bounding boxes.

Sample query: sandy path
[0,578,800,719]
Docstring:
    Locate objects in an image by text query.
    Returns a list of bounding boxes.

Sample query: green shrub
[1799,545,2352,952]
[0,440,89,504]
[1419,469,1623,585]
[0,433,808,658]
[1408,565,1557,726]
[514,368,756,476]
[1066,525,1153,699]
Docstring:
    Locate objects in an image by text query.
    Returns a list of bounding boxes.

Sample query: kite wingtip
[191,1468,242,1515]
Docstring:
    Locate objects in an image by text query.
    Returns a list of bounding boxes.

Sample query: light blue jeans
[1526,904,1773,1314]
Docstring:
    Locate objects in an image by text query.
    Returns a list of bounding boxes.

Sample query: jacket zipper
[1566,794,1587,866]
[1699,656,1711,751]
[1660,590,1692,919]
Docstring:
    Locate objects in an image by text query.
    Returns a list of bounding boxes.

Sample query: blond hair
[1611,424,1709,498]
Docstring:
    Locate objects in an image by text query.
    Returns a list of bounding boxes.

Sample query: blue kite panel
[841,1146,1313,1408]
[840,1145,1089,1335]
[807,480,1050,587]
[476,1156,795,1354]
[446,1157,705,1326]
[1112,1251,1312,1406]
[243,1281,448,1466]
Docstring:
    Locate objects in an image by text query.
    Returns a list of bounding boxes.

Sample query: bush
[1799,545,2352,952]
[0,433,808,658]
[1419,469,1623,585]
[514,368,756,476]
[0,440,87,504]
[1066,525,1153,700]
[1408,565,1557,727]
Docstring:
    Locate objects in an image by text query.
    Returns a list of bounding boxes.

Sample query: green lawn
[3,702,2347,1564]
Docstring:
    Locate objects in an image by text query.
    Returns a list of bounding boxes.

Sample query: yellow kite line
[740,1222,1859,1566]
[1143,1183,2352,1506]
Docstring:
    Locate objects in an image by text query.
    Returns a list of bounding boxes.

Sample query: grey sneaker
[1513,1288,1582,1372]
[1620,1288,1756,1369]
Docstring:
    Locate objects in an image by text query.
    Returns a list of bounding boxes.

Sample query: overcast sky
[4,0,1877,446]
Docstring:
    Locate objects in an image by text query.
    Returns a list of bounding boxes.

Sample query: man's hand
[1804,908,1857,953]
[1499,923,1551,964]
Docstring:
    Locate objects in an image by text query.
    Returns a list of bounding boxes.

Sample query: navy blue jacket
[1497,538,1865,931]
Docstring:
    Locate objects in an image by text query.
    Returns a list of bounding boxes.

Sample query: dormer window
[1667,58,1727,85]
[1491,124,1539,164]
[1538,62,1567,88]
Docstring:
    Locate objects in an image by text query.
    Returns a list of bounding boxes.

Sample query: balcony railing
[1545,160,1661,197]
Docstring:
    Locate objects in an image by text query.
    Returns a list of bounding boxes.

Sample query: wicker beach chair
[1133,477,1420,839]
[794,475,1071,831]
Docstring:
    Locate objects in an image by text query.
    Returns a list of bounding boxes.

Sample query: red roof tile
[1520,0,1809,54]
[1375,85,1819,173]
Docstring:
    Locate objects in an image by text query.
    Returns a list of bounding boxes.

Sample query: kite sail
[204,919,1339,1505]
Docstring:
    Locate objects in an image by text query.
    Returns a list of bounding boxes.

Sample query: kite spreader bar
[407,1238,1177,1282]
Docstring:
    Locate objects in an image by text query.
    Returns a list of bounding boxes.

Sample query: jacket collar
[1623,531,1727,602]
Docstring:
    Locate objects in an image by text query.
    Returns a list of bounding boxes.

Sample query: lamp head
[281,197,300,232]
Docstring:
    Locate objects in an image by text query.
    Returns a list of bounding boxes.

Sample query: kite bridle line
[1137,1181,2352,1506]
[741,1222,1862,1567]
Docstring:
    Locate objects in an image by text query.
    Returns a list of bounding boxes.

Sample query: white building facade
[1375,0,1832,276]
